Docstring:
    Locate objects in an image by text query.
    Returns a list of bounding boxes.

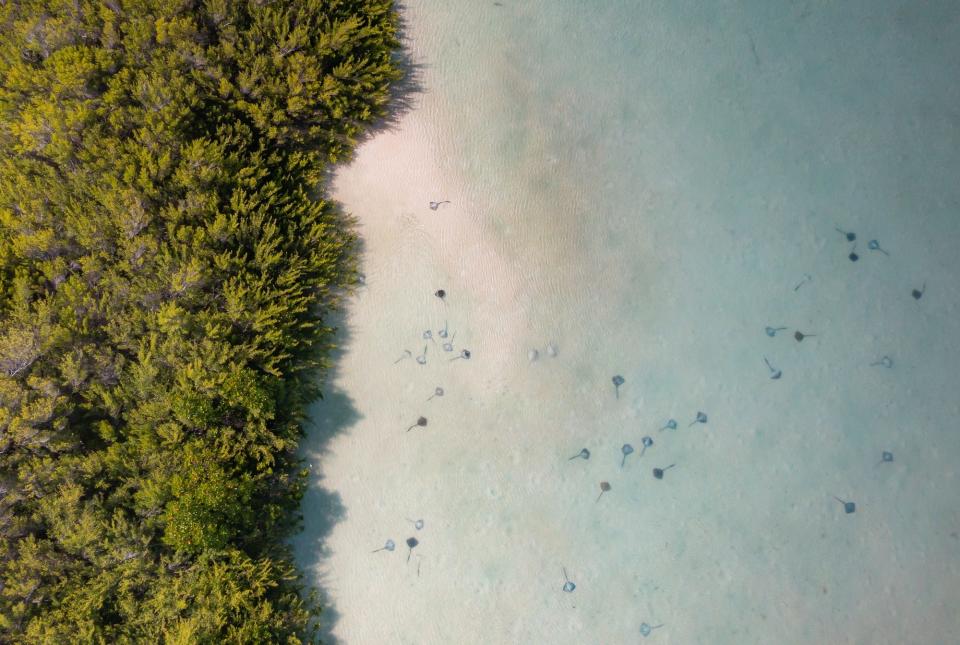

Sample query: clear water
[293,1,960,643]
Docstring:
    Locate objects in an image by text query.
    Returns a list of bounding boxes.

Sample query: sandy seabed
[292,2,960,644]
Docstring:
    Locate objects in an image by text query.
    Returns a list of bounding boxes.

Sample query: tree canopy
[0,0,400,641]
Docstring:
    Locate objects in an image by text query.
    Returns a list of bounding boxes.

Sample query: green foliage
[0,0,400,641]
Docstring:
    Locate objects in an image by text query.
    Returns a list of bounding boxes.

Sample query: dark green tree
[0,0,401,641]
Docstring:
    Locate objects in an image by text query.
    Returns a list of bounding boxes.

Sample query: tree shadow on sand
[291,307,360,645]
[293,9,425,642]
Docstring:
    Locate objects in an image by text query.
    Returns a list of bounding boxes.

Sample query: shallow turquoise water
[295,2,960,643]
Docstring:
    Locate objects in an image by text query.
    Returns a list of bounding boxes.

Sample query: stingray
[793,273,812,291]
[568,448,590,461]
[416,345,428,365]
[912,283,925,300]
[659,419,678,432]
[405,537,419,562]
[621,443,634,468]
[427,387,444,401]
[867,239,890,256]
[429,200,450,211]
[561,567,576,593]
[689,411,707,427]
[763,356,782,380]
[406,416,428,432]
[423,330,435,344]
[393,349,412,364]
[877,451,894,466]
[848,244,859,262]
[640,622,664,637]
[765,326,787,337]
[442,332,457,352]
[835,227,856,242]
[372,539,395,553]
[653,464,675,479]
[596,481,611,502]
[435,289,446,300]
[439,321,449,339]
[794,330,816,342]
[406,518,425,531]
[639,436,653,457]
[871,356,893,368]
[834,496,856,514]
[612,375,625,399]
[449,349,471,361]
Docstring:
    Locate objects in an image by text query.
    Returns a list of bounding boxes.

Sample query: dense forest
[0,0,400,641]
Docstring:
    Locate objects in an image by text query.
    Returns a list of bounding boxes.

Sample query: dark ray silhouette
[612,375,625,399]
[596,481,611,502]
[406,416,428,432]
[834,496,856,514]
[405,537,419,562]
[653,464,675,480]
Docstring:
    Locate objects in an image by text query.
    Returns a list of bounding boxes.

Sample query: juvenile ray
[653,464,675,479]
[406,537,419,562]
[763,356,782,380]
[596,481,611,502]
[834,496,856,514]
[640,622,664,637]
[612,375,625,399]
[660,419,677,432]
[639,436,653,457]
[689,411,707,427]
[867,239,890,255]
[621,443,634,468]
[406,416,428,432]
[835,226,856,242]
